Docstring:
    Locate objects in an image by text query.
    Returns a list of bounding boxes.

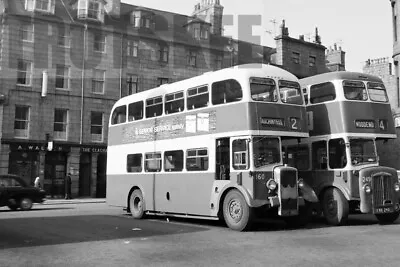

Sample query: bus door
[216,138,230,180]
[311,140,331,192]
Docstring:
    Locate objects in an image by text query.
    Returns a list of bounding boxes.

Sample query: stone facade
[0,0,341,198]
[362,57,399,168]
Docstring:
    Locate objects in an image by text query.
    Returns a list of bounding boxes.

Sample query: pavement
[41,198,106,205]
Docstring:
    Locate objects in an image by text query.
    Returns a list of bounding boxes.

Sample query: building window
[215,55,222,70]
[159,45,169,62]
[157,77,169,86]
[55,65,70,89]
[132,15,141,27]
[127,74,138,95]
[91,111,103,142]
[194,28,200,39]
[14,106,30,138]
[25,0,55,13]
[58,26,70,47]
[127,40,138,57]
[309,56,316,67]
[200,28,209,39]
[187,51,197,67]
[94,34,106,52]
[20,24,34,42]
[17,59,32,86]
[78,0,104,22]
[54,109,68,140]
[92,69,105,94]
[292,51,300,64]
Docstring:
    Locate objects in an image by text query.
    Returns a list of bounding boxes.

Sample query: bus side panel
[154,173,216,216]
[106,174,155,210]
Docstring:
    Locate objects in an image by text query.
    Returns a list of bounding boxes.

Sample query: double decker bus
[106,64,317,231]
[283,71,400,225]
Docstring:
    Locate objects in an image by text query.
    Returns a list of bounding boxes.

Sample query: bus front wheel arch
[222,189,254,231]
[321,187,349,226]
[128,188,146,219]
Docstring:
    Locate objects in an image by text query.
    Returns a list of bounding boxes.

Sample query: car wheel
[8,204,18,211]
[20,198,33,211]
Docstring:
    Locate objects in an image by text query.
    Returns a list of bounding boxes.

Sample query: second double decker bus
[106,64,317,231]
[283,71,400,225]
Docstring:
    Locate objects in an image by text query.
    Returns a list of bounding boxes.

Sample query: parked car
[0,174,46,211]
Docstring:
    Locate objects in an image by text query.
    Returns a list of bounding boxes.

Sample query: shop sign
[80,147,107,153]
[10,143,70,152]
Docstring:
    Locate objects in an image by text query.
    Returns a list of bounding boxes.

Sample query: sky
[122,0,393,72]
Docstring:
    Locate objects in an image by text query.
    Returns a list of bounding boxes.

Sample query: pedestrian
[65,173,72,200]
[34,176,41,189]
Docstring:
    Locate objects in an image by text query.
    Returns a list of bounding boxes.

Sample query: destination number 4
[290,117,298,130]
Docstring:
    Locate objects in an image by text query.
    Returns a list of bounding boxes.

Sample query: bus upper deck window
[212,79,242,105]
[165,91,184,114]
[343,80,367,101]
[111,105,127,125]
[128,101,143,122]
[278,80,303,105]
[146,96,163,118]
[367,82,389,102]
[187,86,209,110]
[310,82,336,104]
[250,77,277,102]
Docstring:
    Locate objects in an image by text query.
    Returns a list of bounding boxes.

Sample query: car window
[0,177,22,187]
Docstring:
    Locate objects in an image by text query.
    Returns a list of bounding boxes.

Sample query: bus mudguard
[298,180,319,203]
[210,181,267,217]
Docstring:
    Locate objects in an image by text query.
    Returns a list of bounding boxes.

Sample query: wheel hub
[229,200,242,221]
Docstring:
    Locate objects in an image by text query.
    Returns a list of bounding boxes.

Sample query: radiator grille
[372,175,393,207]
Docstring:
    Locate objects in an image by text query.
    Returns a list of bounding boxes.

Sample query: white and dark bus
[283,71,400,225]
[106,64,317,231]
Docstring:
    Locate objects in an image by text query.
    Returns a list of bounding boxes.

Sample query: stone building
[0,0,338,198]
[362,57,399,168]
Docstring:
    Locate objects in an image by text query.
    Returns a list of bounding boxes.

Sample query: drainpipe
[80,24,88,145]
[119,33,123,99]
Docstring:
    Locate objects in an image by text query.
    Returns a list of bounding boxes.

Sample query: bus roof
[300,71,383,87]
[113,63,298,108]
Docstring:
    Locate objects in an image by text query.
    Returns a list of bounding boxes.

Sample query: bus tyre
[130,189,145,219]
[223,190,254,231]
[375,211,400,224]
[322,187,349,226]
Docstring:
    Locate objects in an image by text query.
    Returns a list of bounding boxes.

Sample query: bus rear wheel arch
[129,189,146,219]
[222,189,254,231]
[321,187,349,226]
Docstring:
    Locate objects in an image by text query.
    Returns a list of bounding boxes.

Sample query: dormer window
[25,0,55,14]
[185,18,211,40]
[78,0,105,22]
[130,9,154,29]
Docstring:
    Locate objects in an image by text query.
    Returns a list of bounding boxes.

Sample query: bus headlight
[363,184,372,194]
[394,183,400,192]
[298,179,305,188]
[266,179,278,191]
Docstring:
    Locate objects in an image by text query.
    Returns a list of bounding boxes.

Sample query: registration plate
[374,207,394,214]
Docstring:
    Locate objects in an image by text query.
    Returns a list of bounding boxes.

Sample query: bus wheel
[375,211,400,224]
[223,190,254,231]
[130,189,145,219]
[322,188,349,226]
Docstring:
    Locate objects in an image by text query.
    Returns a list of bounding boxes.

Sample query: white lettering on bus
[134,123,185,135]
